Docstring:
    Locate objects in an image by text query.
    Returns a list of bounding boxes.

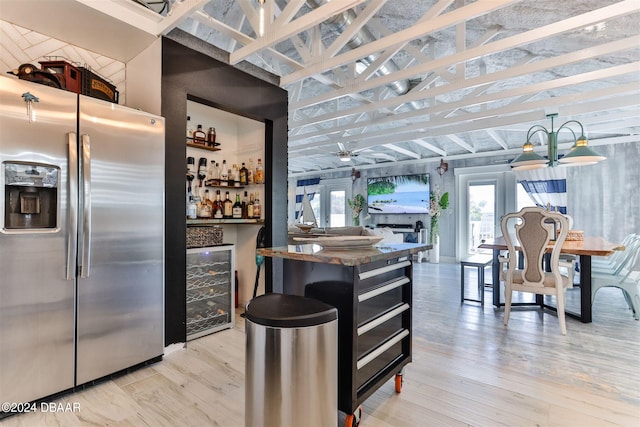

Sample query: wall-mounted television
[367,174,430,214]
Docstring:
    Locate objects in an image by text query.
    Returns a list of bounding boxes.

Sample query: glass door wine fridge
[186,245,235,340]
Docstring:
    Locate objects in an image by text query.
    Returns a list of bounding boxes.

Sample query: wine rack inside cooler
[186,244,235,340]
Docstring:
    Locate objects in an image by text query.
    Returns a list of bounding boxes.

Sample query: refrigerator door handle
[80,134,92,278]
[67,132,78,280]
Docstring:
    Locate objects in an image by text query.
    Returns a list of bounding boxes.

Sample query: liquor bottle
[232,164,240,187]
[187,195,197,219]
[213,190,223,219]
[239,163,249,186]
[241,191,249,219]
[227,168,234,187]
[214,162,221,183]
[207,127,216,147]
[247,192,255,218]
[232,193,242,219]
[247,158,254,184]
[193,188,204,217]
[193,124,206,145]
[186,115,194,144]
[204,189,214,218]
[220,160,228,185]
[223,191,233,218]
[207,159,215,181]
[255,158,265,184]
[252,192,261,219]
[197,157,207,187]
[199,189,212,218]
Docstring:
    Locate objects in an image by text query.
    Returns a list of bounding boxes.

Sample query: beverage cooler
[186,245,236,339]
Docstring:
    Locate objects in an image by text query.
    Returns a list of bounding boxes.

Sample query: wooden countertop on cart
[258,243,430,266]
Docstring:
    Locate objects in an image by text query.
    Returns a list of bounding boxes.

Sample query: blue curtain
[295,178,320,220]
[516,167,567,214]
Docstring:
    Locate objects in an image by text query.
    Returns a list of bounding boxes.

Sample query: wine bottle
[186,156,195,195]
[232,193,242,219]
[197,157,207,187]
[242,191,249,219]
[223,191,233,218]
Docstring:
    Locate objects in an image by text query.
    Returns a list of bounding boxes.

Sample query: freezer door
[0,76,77,403]
[75,95,164,385]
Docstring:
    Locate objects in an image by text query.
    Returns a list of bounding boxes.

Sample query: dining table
[478,236,625,323]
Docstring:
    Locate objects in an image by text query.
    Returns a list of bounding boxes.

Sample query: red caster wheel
[345,406,362,427]
[395,373,403,393]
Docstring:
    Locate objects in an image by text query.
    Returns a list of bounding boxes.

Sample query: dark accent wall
[162,37,288,345]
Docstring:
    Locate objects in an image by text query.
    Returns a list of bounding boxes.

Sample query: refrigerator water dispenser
[3,162,59,230]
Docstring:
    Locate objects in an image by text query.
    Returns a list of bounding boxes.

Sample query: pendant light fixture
[510,114,606,170]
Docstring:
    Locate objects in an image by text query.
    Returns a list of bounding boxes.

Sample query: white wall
[126,38,162,114]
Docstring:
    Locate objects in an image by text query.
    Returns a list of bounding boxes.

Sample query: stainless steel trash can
[245,293,338,427]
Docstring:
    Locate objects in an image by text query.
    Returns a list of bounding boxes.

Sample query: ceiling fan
[333,142,363,162]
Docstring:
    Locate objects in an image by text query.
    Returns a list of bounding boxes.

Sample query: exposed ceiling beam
[290,29,639,114]
[485,130,509,150]
[324,0,388,58]
[447,134,475,153]
[191,10,304,72]
[281,0,521,85]
[411,139,447,156]
[291,54,639,130]
[229,0,365,64]
[288,79,639,151]
[382,144,422,159]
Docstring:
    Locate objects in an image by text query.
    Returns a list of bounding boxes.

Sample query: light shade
[558,137,606,164]
[339,154,351,162]
[510,141,548,170]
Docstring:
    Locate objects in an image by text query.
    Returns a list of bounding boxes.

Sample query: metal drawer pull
[358,260,411,280]
[358,303,409,336]
[358,277,409,303]
[357,329,409,370]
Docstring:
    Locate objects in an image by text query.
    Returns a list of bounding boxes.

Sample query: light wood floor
[3,262,639,426]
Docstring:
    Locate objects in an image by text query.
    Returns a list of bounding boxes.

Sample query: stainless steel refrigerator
[0,75,164,405]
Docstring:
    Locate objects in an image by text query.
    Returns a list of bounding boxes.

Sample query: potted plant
[347,194,366,226]
[429,188,449,262]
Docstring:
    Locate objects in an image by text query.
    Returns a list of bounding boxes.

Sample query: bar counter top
[258,242,430,266]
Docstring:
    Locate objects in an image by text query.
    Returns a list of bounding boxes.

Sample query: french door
[316,178,352,228]
[456,166,516,259]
